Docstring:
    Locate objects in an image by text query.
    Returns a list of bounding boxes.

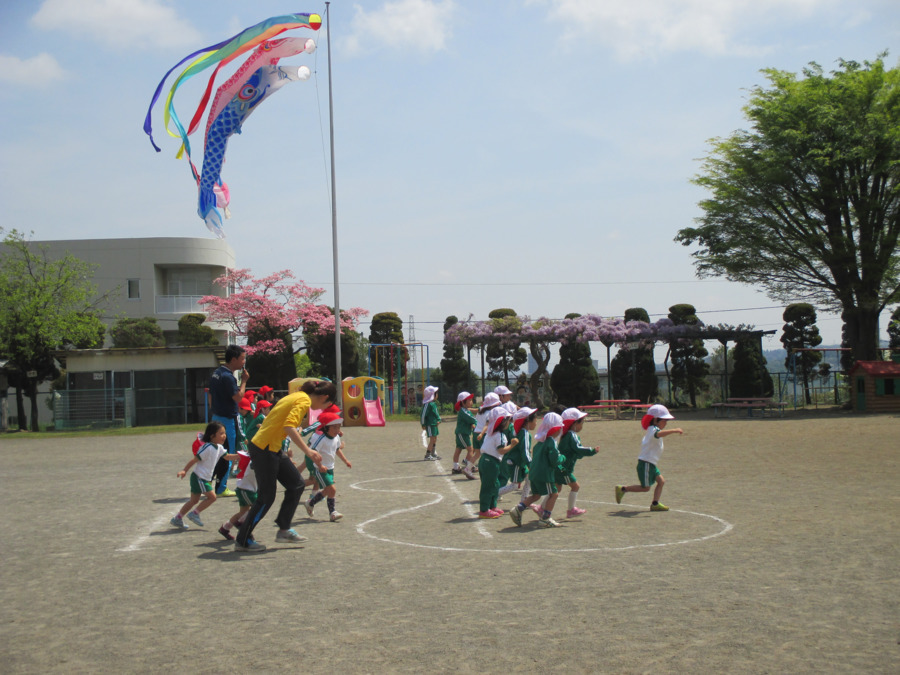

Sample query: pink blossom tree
[199,268,368,355]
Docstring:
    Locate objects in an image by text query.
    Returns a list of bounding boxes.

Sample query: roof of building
[848,361,900,376]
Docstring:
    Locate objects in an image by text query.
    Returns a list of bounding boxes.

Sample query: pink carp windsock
[198,64,310,237]
[143,13,320,236]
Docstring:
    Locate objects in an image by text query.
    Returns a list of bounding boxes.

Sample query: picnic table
[578,399,649,420]
[711,397,787,418]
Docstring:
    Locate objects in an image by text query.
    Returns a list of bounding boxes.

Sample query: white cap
[480,392,500,409]
[647,404,674,420]
[535,412,563,441]
[422,386,439,405]
[494,385,513,396]
[513,406,537,421]
[561,407,588,422]
[456,391,473,403]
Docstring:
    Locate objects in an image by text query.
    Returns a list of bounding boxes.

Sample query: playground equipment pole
[326,2,342,404]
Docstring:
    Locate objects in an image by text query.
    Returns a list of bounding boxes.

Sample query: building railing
[155,295,206,314]
[53,389,135,430]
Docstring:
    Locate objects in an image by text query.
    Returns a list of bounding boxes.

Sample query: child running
[508,412,565,528]
[304,412,352,522]
[499,406,537,498]
[420,385,442,461]
[219,450,256,540]
[472,392,501,470]
[615,404,684,511]
[171,421,239,530]
[557,408,600,518]
[477,407,518,518]
[452,392,477,479]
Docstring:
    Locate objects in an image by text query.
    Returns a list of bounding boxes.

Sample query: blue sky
[1,0,897,367]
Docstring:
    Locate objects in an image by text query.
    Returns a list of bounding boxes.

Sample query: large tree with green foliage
[485,308,527,387]
[440,316,470,394]
[609,308,659,402]
[781,303,823,404]
[550,313,600,407]
[729,337,774,398]
[176,313,219,346]
[677,55,900,363]
[368,312,405,385]
[666,304,709,407]
[0,229,106,430]
[110,317,165,348]
[888,306,900,352]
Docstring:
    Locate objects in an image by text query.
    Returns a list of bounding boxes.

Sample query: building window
[127,279,140,300]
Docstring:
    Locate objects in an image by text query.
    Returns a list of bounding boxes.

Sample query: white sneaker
[330,511,343,522]
[304,500,314,517]
[275,528,308,544]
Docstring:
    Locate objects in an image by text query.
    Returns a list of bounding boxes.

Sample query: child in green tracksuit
[452,392,476,479]
[508,412,565,528]
[477,407,517,518]
[557,408,600,519]
[420,385,441,461]
[499,406,537,499]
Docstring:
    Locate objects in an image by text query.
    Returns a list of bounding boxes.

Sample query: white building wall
[30,237,236,345]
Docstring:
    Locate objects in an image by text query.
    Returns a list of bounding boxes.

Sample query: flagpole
[326,1,342,402]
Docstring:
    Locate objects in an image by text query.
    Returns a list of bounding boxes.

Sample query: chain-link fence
[53,389,136,430]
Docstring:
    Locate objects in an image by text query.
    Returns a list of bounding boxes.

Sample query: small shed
[848,361,900,413]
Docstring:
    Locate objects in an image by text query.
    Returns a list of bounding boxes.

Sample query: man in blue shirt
[208,345,249,496]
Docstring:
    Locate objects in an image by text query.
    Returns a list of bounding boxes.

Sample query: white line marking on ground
[116,512,174,552]
[433,459,492,539]
[350,480,733,554]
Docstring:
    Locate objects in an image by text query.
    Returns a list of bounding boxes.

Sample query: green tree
[176,313,219,346]
[781,303,823,404]
[0,229,106,430]
[887,306,900,352]
[485,308,527,387]
[677,55,900,363]
[306,328,361,382]
[110,317,165,348]
[550,316,600,407]
[609,308,659,402]
[729,337,774,398]
[666,304,709,407]
[368,312,405,385]
[440,316,470,394]
[246,319,296,391]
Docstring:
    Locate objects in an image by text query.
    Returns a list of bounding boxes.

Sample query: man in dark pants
[208,345,248,496]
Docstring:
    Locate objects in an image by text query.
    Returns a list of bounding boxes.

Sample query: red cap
[244,390,257,399]
[257,385,273,395]
[318,411,343,427]
[255,399,272,410]
[238,399,253,411]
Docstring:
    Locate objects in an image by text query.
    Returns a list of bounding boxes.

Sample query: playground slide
[363,398,386,427]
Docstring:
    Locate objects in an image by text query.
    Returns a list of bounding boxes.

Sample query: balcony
[155,295,206,314]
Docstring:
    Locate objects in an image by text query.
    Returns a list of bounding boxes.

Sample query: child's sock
[568,491,578,510]
[222,522,233,531]
[652,500,659,506]
[310,492,325,507]
[515,502,525,512]
[327,497,336,514]
[541,509,552,519]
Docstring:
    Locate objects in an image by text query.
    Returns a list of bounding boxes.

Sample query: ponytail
[300,379,337,403]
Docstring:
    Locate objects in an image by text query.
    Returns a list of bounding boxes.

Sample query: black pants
[236,442,305,545]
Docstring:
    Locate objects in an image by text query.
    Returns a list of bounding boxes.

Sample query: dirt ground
[1,409,898,673]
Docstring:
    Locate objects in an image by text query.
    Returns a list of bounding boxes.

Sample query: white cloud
[0,53,65,86]
[31,0,202,50]
[529,0,841,59]
[344,0,456,56]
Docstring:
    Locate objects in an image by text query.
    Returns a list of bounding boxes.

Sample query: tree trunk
[842,305,882,362]
[528,342,551,408]
[15,386,27,430]
[29,380,39,432]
